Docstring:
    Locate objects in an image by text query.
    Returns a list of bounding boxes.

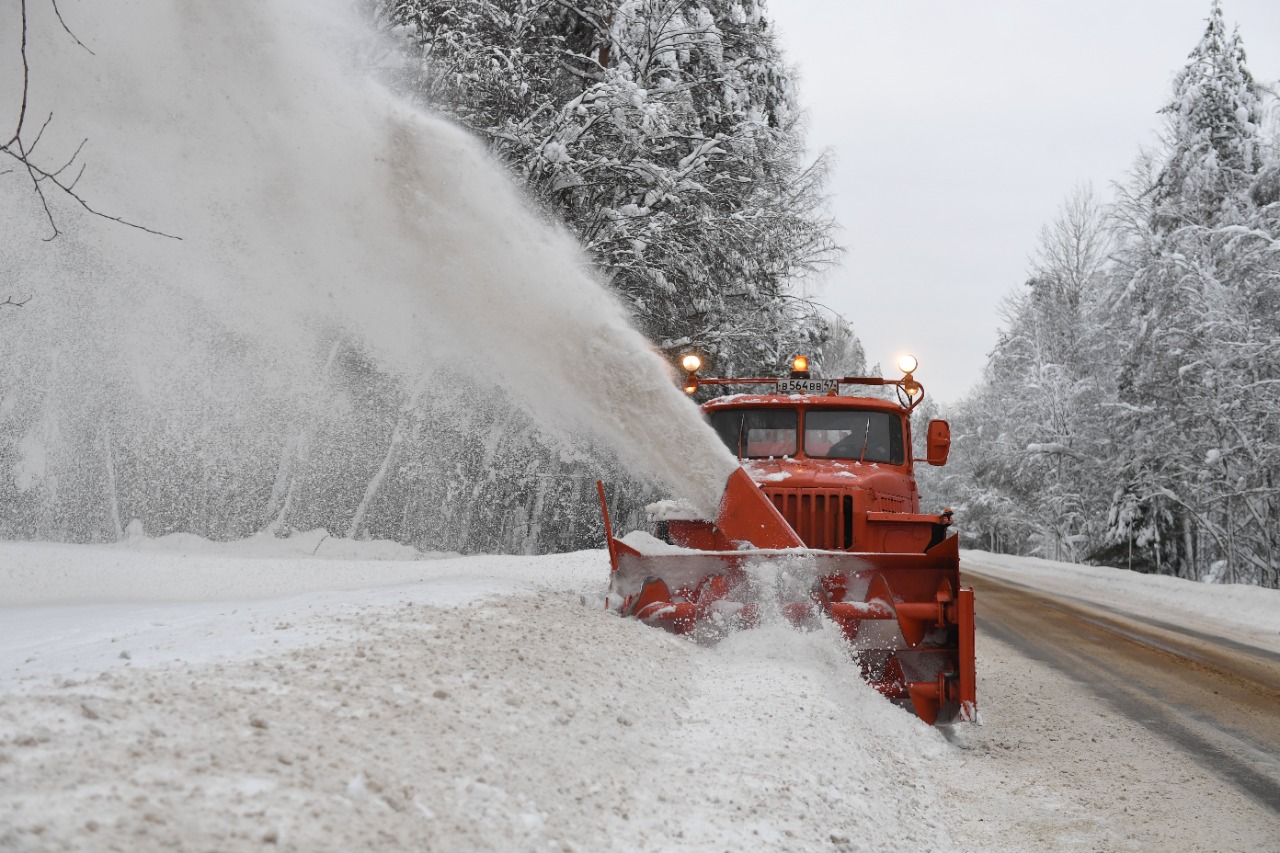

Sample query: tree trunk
[102,429,124,540]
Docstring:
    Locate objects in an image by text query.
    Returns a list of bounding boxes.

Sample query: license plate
[776,378,838,395]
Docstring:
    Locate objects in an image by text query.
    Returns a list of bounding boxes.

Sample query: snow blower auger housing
[597,354,975,725]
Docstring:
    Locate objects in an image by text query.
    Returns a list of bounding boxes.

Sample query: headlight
[681,353,703,373]
[897,354,918,374]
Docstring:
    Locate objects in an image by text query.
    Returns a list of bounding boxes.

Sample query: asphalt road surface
[965,569,1280,817]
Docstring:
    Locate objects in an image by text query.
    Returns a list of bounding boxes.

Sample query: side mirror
[926,419,951,466]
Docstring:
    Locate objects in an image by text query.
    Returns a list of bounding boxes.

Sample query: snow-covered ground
[962,549,1280,656]
[3,535,1279,850]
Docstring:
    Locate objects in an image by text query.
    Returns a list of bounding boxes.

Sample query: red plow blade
[598,475,976,725]
[604,537,975,724]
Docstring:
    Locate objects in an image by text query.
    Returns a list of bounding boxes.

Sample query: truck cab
[666,356,953,555]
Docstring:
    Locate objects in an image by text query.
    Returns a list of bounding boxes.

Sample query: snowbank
[962,549,1280,653]
[7,537,1278,849]
[0,537,956,850]
[0,535,574,608]
[110,526,439,561]
[0,533,602,696]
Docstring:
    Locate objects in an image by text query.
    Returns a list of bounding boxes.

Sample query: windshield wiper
[858,420,871,464]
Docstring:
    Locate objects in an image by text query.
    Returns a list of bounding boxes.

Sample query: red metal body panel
[716,467,804,549]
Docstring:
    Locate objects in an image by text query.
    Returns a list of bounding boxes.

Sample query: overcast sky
[766,0,1280,404]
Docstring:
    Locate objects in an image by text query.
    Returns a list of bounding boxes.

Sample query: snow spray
[0,0,738,533]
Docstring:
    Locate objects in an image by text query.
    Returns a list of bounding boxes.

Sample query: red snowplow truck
[598,354,975,725]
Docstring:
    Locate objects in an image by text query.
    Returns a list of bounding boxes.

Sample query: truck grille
[764,489,853,550]
[873,492,909,513]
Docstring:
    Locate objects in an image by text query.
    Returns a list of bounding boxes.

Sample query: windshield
[708,409,798,458]
[803,409,904,464]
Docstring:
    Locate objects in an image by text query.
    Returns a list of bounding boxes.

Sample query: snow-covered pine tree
[349,0,845,553]
[375,0,838,376]
[1102,1,1276,583]
[1152,0,1263,230]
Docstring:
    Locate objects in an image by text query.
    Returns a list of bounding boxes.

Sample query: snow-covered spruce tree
[1101,1,1279,584]
[375,0,838,375]
[1152,0,1264,231]
[1105,173,1280,584]
[347,0,842,553]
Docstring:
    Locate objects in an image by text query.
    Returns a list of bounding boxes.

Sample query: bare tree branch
[2,0,180,241]
[48,0,93,54]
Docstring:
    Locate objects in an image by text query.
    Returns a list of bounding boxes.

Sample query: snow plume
[0,0,737,544]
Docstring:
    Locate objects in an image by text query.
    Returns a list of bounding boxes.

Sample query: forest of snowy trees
[1,0,846,555]
[936,2,1280,588]
[5,1,1278,590]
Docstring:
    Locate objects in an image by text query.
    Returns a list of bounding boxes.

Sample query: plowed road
[966,567,1280,819]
